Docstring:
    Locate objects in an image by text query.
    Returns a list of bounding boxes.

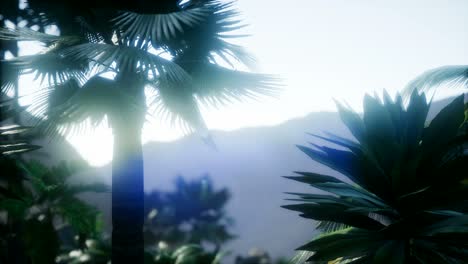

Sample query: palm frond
[147,62,279,136]
[297,228,381,262]
[201,1,253,66]
[30,76,129,138]
[60,43,191,83]
[0,27,76,45]
[23,78,81,120]
[316,221,349,233]
[0,29,191,85]
[190,63,280,108]
[112,6,210,47]
[0,141,41,155]
[287,251,314,264]
[171,1,254,68]
[1,59,20,94]
[403,65,468,98]
[150,78,207,135]
[1,52,87,94]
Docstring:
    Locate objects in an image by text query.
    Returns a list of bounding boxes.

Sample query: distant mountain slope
[77,95,464,260]
[142,111,347,258]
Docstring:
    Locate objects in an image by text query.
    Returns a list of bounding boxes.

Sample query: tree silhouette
[144,176,234,249]
[0,0,278,262]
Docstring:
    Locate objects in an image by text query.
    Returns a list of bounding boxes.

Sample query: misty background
[13,0,468,260]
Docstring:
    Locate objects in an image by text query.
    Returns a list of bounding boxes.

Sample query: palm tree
[284,91,468,263]
[0,0,277,262]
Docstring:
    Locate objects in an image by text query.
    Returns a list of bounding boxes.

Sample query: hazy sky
[16,0,468,166]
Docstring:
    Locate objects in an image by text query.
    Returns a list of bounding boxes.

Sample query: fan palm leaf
[111,0,251,66]
[1,51,87,94]
[148,62,278,133]
[112,6,210,46]
[151,78,207,133]
[403,65,468,97]
[190,63,279,105]
[60,42,191,82]
[0,27,74,44]
[29,76,146,138]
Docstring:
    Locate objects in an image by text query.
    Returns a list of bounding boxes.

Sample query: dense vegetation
[144,176,234,249]
[1,0,467,263]
[284,92,468,263]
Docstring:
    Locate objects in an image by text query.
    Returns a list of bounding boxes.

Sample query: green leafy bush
[284,92,468,263]
[0,159,108,263]
[144,176,234,249]
[58,175,234,263]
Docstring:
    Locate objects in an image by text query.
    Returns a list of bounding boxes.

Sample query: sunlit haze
[14,0,468,166]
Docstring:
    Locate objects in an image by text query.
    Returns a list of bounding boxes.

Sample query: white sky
[14,0,468,166]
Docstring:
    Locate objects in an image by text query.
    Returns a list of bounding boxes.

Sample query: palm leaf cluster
[144,176,234,249]
[0,0,278,136]
[0,158,109,263]
[284,92,468,263]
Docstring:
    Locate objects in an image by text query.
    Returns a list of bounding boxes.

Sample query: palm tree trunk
[109,81,146,264]
[111,107,145,263]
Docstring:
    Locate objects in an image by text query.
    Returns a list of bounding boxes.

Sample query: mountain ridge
[73,95,463,259]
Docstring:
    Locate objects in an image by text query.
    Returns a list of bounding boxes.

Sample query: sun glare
[12,0,468,167]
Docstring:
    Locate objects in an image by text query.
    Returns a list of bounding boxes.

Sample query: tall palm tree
[284,92,468,263]
[0,0,278,262]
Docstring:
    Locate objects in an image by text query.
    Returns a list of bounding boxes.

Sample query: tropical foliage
[0,158,108,263]
[284,92,468,263]
[0,1,277,261]
[144,176,234,249]
[0,96,38,263]
[56,176,234,264]
[1,100,108,263]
